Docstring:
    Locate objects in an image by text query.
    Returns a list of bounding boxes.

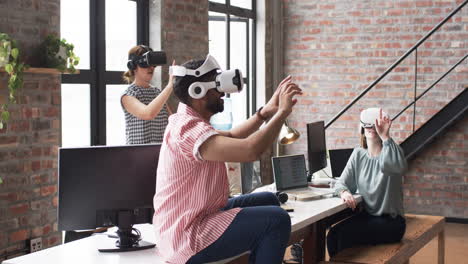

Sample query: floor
[411,222,468,264]
[284,222,468,264]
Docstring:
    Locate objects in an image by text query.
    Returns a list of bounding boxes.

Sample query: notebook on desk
[272,154,333,201]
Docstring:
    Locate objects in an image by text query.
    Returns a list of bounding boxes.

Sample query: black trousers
[326,210,406,257]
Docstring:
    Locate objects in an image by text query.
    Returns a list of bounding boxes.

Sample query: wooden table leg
[438,230,445,264]
[302,221,326,264]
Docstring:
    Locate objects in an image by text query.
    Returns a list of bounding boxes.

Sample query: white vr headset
[169,54,244,99]
[360,108,389,130]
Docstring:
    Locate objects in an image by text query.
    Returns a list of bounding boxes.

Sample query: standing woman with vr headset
[326,108,407,257]
[121,45,174,144]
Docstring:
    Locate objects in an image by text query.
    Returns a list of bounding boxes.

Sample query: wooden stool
[321,214,445,264]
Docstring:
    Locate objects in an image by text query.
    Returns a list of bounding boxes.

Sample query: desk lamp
[278,120,300,145]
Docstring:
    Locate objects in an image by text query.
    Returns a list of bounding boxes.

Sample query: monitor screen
[272,154,308,191]
[307,121,327,175]
[58,144,161,231]
[329,148,354,178]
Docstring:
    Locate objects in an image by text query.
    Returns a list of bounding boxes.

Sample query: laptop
[272,154,333,201]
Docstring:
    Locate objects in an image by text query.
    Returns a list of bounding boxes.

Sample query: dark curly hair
[173,58,218,106]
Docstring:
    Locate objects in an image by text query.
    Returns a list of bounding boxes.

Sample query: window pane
[106,0,137,71]
[106,85,127,146]
[230,16,248,124]
[60,0,90,69]
[209,12,227,70]
[230,86,247,126]
[230,0,252,9]
[210,0,225,4]
[61,84,90,147]
[230,17,247,74]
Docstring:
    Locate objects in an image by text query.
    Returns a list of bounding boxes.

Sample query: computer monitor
[307,121,327,177]
[58,144,161,252]
[329,148,354,178]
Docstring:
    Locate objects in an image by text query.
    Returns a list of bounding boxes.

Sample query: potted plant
[0,33,26,129]
[38,34,79,73]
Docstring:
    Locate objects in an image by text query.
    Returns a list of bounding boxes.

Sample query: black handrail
[325,0,468,129]
[392,53,468,121]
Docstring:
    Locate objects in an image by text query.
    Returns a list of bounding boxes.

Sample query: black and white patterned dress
[121,84,169,144]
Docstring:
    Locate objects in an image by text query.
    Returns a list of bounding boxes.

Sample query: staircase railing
[392,54,467,129]
[325,0,468,130]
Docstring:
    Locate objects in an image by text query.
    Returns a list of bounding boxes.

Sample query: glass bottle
[210,97,233,131]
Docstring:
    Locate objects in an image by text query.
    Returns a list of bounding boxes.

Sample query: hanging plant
[0,33,27,129]
[0,34,11,68]
[39,34,79,73]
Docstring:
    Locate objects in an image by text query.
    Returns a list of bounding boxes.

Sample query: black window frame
[208,0,257,119]
[61,0,149,146]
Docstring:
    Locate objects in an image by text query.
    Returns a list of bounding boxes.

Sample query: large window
[209,1,256,127]
[60,0,148,147]
[209,1,260,193]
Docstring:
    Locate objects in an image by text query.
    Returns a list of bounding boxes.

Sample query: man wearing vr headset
[121,45,173,144]
[152,54,302,264]
[326,108,407,257]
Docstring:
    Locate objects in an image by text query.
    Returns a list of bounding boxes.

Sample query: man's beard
[207,97,224,114]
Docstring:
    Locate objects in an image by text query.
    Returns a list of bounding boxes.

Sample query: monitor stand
[98,210,155,252]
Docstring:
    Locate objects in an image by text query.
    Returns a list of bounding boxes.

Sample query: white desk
[4,195,361,264]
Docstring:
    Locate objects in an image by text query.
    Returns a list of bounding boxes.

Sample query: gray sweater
[334,138,407,217]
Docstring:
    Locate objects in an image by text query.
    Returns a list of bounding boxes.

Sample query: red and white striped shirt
[153,103,241,264]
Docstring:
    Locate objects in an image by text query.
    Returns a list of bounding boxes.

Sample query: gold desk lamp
[278,120,300,145]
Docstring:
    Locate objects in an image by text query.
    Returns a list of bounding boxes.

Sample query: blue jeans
[186,192,291,264]
[326,210,406,257]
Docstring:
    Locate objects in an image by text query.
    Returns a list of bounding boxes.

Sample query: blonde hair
[122,45,151,84]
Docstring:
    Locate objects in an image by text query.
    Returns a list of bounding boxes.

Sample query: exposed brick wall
[404,115,467,217]
[0,0,61,258]
[282,0,467,218]
[161,0,208,62]
[159,0,209,110]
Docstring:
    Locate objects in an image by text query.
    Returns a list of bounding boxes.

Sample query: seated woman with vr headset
[153,54,302,264]
[326,108,407,257]
[121,45,173,144]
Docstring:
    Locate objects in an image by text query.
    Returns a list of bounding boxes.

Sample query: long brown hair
[122,45,151,84]
[360,127,368,149]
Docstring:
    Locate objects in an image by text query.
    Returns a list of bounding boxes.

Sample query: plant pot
[0,40,11,68]
[44,44,69,71]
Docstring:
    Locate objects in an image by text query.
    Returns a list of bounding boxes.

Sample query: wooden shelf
[0,67,79,74]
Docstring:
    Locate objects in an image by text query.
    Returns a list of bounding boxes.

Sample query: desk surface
[4,195,361,264]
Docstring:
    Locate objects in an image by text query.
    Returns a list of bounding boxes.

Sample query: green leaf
[5,64,13,74]
[11,48,19,59]
[0,177,3,184]
[0,122,3,130]
[1,110,9,122]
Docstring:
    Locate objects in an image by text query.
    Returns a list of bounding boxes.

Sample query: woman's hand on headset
[166,60,176,90]
[375,108,391,141]
[261,75,293,119]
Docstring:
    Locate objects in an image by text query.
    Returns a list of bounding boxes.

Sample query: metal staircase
[401,87,468,160]
[325,0,468,161]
